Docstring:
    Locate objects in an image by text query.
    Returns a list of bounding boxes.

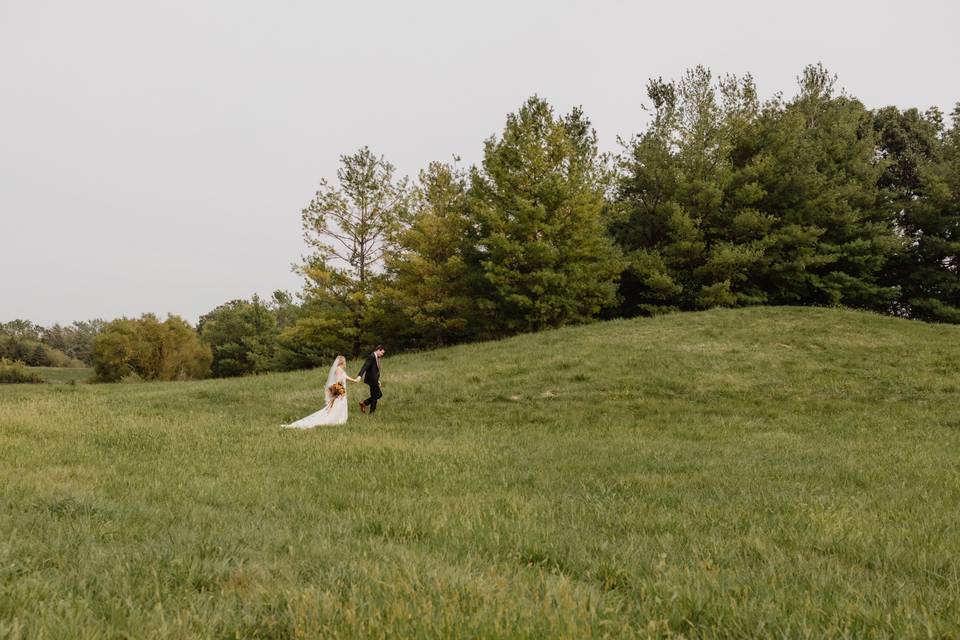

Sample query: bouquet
[328,381,346,398]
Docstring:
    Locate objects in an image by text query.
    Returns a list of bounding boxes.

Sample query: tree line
[277,63,958,366]
[0,319,101,368]
[7,64,957,382]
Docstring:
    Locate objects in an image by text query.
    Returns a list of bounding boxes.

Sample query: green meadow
[23,367,93,385]
[1,307,958,638]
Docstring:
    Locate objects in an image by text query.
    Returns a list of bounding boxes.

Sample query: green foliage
[615,68,765,313]
[90,321,136,382]
[380,161,476,348]
[92,314,212,382]
[4,66,960,390]
[0,333,82,368]
[274,72,957,364]
[2,308,959,636]
[0,319,42,341]
[199,295,282,377]
[0,320,86,367]
[0,358,44,384]
[465,96,624,334]
[754,65,899,308]
[615,64,900,315]
[876,104,960,322]
[40,319,104,365]
[293,147,408,356]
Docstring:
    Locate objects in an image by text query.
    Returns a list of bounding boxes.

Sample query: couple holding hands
[282,346,385,429]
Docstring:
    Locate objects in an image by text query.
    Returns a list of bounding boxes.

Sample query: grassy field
[1,307,958,638]
[23,367,93,385]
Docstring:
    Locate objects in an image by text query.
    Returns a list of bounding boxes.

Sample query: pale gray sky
[2,0,957,326]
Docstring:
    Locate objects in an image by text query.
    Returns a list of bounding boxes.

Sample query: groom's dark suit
[357,352,382,414]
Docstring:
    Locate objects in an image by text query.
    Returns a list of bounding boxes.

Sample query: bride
[282,355,359,428]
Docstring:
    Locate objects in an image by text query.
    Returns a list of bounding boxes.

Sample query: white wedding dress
[282,361,349,428]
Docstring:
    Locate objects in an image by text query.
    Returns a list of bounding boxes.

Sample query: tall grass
[1,307,958,638]
[24,367,93,384]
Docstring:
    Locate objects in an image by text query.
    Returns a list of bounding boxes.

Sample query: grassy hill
[1,307,958,638]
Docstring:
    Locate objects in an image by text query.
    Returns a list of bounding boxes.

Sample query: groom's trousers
[365,381,383,414]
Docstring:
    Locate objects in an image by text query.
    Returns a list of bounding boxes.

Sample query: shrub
[0,359,44,384]
[92,315,211,383]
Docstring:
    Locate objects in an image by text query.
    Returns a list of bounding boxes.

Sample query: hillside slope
[1,307,959,637]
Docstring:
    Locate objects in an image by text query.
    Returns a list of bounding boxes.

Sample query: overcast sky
[2,0,957,326]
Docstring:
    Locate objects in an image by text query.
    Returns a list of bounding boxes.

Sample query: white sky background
[2,0,958,326]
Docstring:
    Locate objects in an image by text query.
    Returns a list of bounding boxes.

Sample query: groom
[357,345,385,414]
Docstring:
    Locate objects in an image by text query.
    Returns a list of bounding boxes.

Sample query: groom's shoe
[359,401,367,414]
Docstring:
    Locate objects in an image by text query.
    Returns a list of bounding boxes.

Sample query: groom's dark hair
[374,344,385,351]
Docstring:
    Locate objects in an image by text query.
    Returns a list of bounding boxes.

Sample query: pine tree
[751,65,900,309]
[380,161,475,348]
[465,96,623,334]
[614,68,766,314]
[890,105,960,321]
[293,147,408,355]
